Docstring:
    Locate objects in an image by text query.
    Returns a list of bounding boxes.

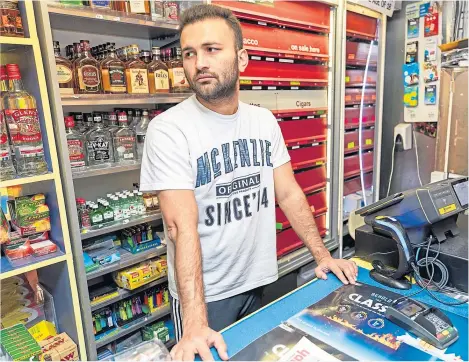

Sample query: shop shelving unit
[33,2,182,359]
[338,4,386,247]
[30,0,387,358]
[0,0,86,358]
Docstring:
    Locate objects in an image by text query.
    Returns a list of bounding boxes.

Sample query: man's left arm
[274,162,358,284]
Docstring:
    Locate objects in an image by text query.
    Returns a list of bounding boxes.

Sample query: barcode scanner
[368,216,415,290]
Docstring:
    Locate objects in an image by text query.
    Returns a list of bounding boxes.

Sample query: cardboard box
[8,195,51,237]
[435,68,468,176]
[39,333,79,361]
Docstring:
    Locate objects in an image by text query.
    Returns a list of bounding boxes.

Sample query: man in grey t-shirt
[140,4,357,361]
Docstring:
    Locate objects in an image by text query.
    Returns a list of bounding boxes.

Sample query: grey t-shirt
[140,96,290,302]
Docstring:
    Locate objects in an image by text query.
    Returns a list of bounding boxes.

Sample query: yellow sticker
[290,81,301,86]
[439,204,456,215]
[347,141,355,149]
[366,139,373,145]
[240,79,252,85]
[348,54,355,60]
[316,161,324,165]
[345,76,350,83]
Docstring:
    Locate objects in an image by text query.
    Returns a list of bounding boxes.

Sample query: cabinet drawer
[345,69,377,86]
[344,106,375,129]
[344,172,373,196]
[279,119,327,147]
[343,152,374,178]
[275,190,327,229]
[276,213,327,258]
[346,41,378,66]
[345,88,376,105]
[344,129,375,154]
[294,165,327,194]
[289,144,326,171]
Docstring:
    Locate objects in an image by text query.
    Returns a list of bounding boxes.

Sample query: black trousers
[170,287,263,341]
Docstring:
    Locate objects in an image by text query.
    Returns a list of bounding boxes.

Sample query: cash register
[350,177,468,292]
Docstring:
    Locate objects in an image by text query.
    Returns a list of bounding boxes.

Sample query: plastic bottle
[102,201,114,223]
[121,195,130,219]
[90,204,104,226]
[137,192,146,215]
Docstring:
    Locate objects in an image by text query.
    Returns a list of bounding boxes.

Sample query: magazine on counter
[230,323,355,361]
[287,283,468,361]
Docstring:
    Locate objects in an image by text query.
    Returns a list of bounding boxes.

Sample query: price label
[316,161,324,165]
[348,54,355,60]
[95,14,104,19]
[348,142,355,149]
[123,219,130,224]
[290,81,301,86]
[240,79,252,85]
[366,139,373,145]
[113,17,121,21]
[345,76,350,83]
[266,57,275,62]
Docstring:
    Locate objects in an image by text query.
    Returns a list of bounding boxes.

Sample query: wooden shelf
[61,93,192,106]
[47,3,178,30]
[72,162,141,179]
[95,305,170,348]
[1,172,55,187]
[90,276,168,311]
[0,251,68,281]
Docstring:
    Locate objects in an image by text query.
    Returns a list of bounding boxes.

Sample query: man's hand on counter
[315,257,358,285]
[170,326,229,361]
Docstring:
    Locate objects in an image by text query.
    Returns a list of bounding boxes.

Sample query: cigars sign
[239,90,327,112]
[241,22,328,57]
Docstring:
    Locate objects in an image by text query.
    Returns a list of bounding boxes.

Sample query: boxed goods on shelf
[7,194,51,237]
[1,275,57,330]
[0,324,42,362]
[142,321,169,343]
[121,223,160,254]
[38,333,79,361]
[113,256,167,290]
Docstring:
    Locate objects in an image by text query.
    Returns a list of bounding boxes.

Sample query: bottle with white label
[169,47,189,93]
[113,112,137,163]
[64,116,87,170]
[148,47,170,94]
[125,45,149,94]
[86,113,114,166]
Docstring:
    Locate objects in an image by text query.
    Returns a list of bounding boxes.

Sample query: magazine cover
[230,324,356,361]
[287,283,468,361]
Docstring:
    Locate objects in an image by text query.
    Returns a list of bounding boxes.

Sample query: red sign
[241,22,329,60]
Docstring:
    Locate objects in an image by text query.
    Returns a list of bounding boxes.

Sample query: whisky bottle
[113,112,137,163]
[101,45,127,94]
[3,64,48,176]
[169,47,189,93]
[74,40,102,93]
[125,45,149,94]
[53,41,75,95]
[0,67,16,180]
[126,0,150,15]
[64,116,87,169]
[148,47,170,94]
[140,50,151,65]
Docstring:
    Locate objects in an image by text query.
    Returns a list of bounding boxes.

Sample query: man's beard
[186,58,239,102]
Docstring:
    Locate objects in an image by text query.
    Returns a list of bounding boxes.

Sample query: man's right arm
[158,189,228,361]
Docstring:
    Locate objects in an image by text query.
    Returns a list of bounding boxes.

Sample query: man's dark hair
[179,4,244,51]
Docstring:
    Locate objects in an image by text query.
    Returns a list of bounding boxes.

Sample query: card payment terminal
[386,298,459,349]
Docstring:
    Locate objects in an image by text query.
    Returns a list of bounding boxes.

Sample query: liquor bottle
[72,112,87,133]
[148,47,170,94]
[1,101,16,181]
[101,45,126,94]
[90,204,103,226]
[151,0,164,21]
[72,42,81,60]
[112,1,126,12]
[3,64,48,176]
[64,116,87,169]
[86,112,114,166]
[164,1,179,21]
[53,41,75,95]
[169,47,189,93]
[107,111,119,134]
[140,50,152,65]
[129,109,141,130]
[83,112,94,131]
[125,45,149,94]
[74,40,102,93]
[135,109,150,159]
[113,112,137,163]
[126,0,150,15]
